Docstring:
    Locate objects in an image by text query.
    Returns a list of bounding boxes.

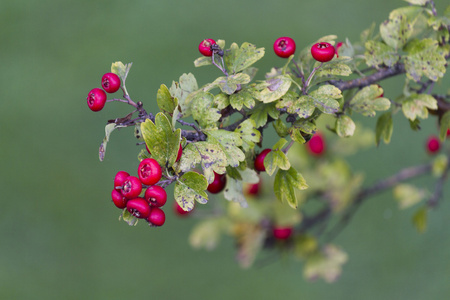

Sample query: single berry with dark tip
[311,42,335,62]
[199,39,216,57]
[254,149,271,172]
[101,73,121,93]
[120,176,142,199]
[273,226,293,240]
[144,185,167,207]
[138,158,162,186]
[126,197,151,219]
[273,37,296,58]
[114,171,130,188]
[174,201,192,216]
[426,136,440,154]
[146,207,166,227]
[307,133,325,156]
[87,88,107,112]
[111,189,128,209]
[207,171,227,194]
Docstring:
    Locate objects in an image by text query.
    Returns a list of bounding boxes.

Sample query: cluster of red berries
[272,36,336,63]
[111,158,166,226]
[86,73,121,112]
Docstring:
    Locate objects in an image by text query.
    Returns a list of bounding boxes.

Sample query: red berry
[254,149,271,172]
[335,42,343,57]
[307,133,325,156]
[273,226,293,240]
[174,201,192,216]
[121,176,142,199]
[446,129,450,137]
[176,144,183,162]
[273,37,296,58]
[126,197,151,219]
[146,207,166,227]
[311,42,335,63]
[86,88,107,112]
[246,181,261,196]
[101,73,121,93]
[144,185,167,207]
[199,39,216,57]
[111,189,128,209]
[207,172,227,194]
[114,171,130,188]
[426,136,440,154]
[138,158,162,186]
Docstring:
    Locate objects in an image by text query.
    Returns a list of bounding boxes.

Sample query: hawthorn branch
[324,162,434,242]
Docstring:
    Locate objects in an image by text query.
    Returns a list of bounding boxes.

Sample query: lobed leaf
[310,85,342,115]
[99,123,126,162]
[169,73,198,118]
[174,171,209,212]
[190,91,221,129]
[404,39,447,82]
[274,167,308,209]
[365,40,400,68]
[401,93,437,121]
[234,119,261,152]
[253,75,292,103]
[228,42,265,74]
[349,85,391,117]
[207,130,245,167]
[157,84,178,115]
[439,111,450,141]
[250,102,280,128]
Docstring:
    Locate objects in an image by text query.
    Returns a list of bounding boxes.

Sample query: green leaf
[365,40,400,68]
[303,245,348,283]
[234,119,261,152]
[250,102,279,128]
[274,167,308,209]
[176,142,227,184]
[404,39,447,82]
[99,123,126,161]
[375,112,393,145]
[214,93,230,110]
[174,171,209,212]
[310,85,342,114]
[315,60,352,77]
[189,218,226,250]
[228,42,265,74]
[111,61,132,83]
[393,184,425,209]
[229,90,255,110]
[403,0,427,6]
[120,209,138,226]
[439,111,450,141]
[412,206,428,233]
[335,115,355,138]
[157,84,178,115]
[432,154,448,178]
[203,73,251,95]
[264,139,290,176]
[254,75,292,103]
[194,56,212,67]
[401,93,437,121]
[380,12,415,50]
[273,119,289,138]
[207,130,245,167]
[282,95,316,119]
[169,73,198,117]
[190,91,221,129]
[349,85,391,117]
[141,113,181,167]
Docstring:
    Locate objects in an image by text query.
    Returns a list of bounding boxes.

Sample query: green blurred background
[1,0,450,299]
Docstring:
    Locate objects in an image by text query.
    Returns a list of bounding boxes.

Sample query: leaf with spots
[141,113,181,168]
[250,102,280,128]
[315,59,352,78]
[227,42,265,74]
[206,130,245,168]
[253,75,292,103]
[176,142,227,184]
[234,119,260,152]
[404,38,447,82]
[202,73,251,95]
[349,85,391,117]
[230,90,255,110]
[174,172,209,212]
[169,73,198,118]
[190,91,221,129]
[364,40,400,68]
[400,93,437,121]
[274,166,308,209]
[310,85,342,115]
[439,111,450,141]
[380,12,414,50]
